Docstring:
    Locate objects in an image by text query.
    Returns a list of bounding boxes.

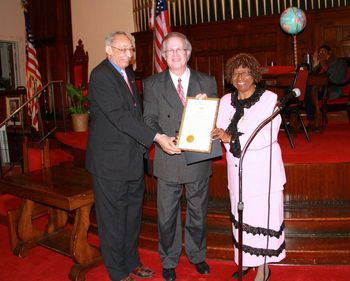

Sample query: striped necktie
[120,69,134,96]
[177,78,186,105]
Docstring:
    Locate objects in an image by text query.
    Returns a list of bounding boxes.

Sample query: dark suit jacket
[143,68,217,183]
[86,59,156,181]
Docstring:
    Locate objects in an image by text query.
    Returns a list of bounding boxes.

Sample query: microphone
[276,88,301,108]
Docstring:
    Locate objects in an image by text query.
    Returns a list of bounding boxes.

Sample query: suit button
[167,115,170,118]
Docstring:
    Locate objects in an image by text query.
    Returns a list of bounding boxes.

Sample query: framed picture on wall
[5,96,23,126]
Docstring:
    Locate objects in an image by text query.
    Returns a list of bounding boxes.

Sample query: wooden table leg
[68,204,101,281]
[14,199,43,257]
[311,86,322,129]
[46,208,68,234]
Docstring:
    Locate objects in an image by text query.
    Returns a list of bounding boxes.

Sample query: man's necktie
[177,78,186,105]
[120,69,134,96]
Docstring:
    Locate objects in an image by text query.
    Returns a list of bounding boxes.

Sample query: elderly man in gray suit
[143,32,217,281]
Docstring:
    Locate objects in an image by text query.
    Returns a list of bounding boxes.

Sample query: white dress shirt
[169,67,190,99]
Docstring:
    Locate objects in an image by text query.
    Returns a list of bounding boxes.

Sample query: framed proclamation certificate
[178,97,219,153]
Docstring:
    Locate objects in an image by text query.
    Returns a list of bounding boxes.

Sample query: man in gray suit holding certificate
[143,32,217,281]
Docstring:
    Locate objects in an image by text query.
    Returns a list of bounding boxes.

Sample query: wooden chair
[6,136,73,251]
[281,66,311,149]
[72,39,89,89]
[321,59,350,125]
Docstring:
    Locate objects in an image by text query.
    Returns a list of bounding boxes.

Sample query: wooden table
[262,72,328,128]
[0,166,101,281]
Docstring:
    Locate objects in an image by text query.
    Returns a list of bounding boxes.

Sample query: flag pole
[152,27,155,75]
[150,0,155,75]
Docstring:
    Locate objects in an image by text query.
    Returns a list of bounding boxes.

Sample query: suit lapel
[161,71,184,116]
[161,69,205,120]
[187,70,202,98]
[125,69,141,107]
[105,60,138,109]
[105,60,128,91]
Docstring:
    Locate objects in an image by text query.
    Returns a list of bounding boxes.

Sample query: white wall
[71,0,135,75]
[0,0,26,87]
[0,0,135,84]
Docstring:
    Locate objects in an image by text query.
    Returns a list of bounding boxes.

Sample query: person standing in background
[143,32,217,281]
[86,31,180,281]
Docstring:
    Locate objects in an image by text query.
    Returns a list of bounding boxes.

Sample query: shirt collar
[108,59,124,75]
[169,67,190,81]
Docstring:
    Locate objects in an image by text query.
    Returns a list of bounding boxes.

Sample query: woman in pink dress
[211,53,286,281]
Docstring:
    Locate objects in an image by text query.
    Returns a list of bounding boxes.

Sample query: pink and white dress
[216,89,286,267]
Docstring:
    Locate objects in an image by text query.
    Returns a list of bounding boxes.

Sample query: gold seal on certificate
[186,135,194,143]
[178,97,219,153]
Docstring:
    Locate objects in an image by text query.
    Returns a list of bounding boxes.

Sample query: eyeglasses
[110,46,135,54]
[232,71,251,79]
[164,48,187,56]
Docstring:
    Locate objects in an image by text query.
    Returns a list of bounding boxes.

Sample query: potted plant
[66,83,89,132]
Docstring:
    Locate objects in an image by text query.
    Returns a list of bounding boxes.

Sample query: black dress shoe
[232,267,251,279]
[194,261,210,274]
[162,268,176,281]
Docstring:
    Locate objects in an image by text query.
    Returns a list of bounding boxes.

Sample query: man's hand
[195,93,208,99]
[155,133,182,155]
[211,128,231,143]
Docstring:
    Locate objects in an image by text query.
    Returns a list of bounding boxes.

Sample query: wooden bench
[0,166,101,281]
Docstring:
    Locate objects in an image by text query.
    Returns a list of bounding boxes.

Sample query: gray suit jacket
[143,68,217,183]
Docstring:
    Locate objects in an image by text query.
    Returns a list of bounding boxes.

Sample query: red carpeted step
[140,195,350,265]
[285,236,350,265]
[28,148,74,171]
[284,206,350,234]
[1,222,350,281]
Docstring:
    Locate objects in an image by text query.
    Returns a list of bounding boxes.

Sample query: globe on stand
[280,7,307,66]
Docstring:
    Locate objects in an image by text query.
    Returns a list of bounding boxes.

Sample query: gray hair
[161,32,192,55]
[105,31,127,46]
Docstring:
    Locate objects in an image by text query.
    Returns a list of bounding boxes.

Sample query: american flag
[23,1,42,131]
[152,0,171,73]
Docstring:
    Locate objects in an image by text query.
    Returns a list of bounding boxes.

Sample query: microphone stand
[237,105,282,281]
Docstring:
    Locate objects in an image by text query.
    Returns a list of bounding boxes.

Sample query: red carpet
[279,123,350,164]
[0,221,349,281]
[55,123,350,165]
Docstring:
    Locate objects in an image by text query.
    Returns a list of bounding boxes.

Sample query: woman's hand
[211,128,232,143]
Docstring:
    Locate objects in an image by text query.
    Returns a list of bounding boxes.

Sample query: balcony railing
[133,0,349,32]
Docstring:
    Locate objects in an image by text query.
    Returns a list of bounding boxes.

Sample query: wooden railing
[133,0,350,32]
[0,81,66,178]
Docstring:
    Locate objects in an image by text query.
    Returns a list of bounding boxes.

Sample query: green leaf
[66,83,89,114]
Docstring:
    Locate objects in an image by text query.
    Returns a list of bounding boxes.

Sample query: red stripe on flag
[153,0,171,73]
[25,41,42,131]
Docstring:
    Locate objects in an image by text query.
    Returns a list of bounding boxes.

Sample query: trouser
[92,175,144,280]
[157,177,209,268]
